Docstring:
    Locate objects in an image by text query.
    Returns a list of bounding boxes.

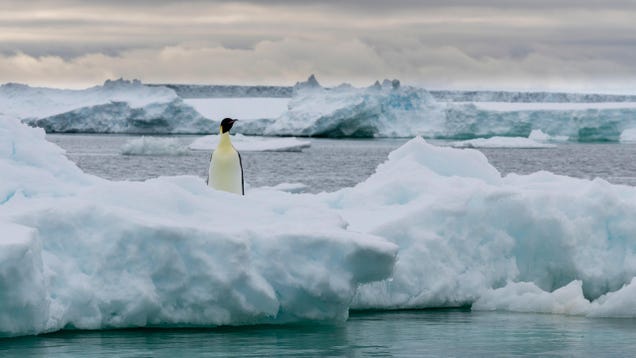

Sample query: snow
[257,182,309,193]
[120,137,189,156]
[1,79,215,134]
[470,102,636,111]
[238,77,636,141]
[4,119,636,337]
[0,119,396,337]
[6,77,636,140]
[184,98,290,120]
[620,128,636,142]
[189,134,311,152]
[239,78,445,138]
[331,138,636,311]
[473,279,636,318]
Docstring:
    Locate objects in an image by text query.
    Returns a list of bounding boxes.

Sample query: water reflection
[3,310,636,357]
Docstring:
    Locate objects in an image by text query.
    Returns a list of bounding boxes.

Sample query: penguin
[207,118,244,195]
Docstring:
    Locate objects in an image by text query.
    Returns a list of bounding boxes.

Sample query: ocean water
[45,134,636,192]
[4,134,636,356]
[4,310,636,357]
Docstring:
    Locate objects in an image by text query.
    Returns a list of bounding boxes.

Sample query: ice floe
[3,118,636,338]
[189,134,311,152]
[1,79,214,134]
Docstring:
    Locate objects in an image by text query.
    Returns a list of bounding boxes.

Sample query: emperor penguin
[207,118,244,195]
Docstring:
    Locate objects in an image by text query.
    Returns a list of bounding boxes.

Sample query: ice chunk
[238,78,636,141]
[473,279,636,318]
[4,118,636,337]
[321,137,636,311]
[0,80,214,134]
[240,78,445,138]
[0,119,396,337]
[452,136,556,148]
[0,223,48,337]
[189,134,311,152]
[120,137,189,156]
[620,128,636,142]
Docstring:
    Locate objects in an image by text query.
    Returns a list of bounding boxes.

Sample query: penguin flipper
[238,151,245,195]
[206,152,212,185]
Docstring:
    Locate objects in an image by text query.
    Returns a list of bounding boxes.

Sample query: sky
[1,0,636,92]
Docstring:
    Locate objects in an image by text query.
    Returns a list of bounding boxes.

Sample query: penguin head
[220,118,238,133]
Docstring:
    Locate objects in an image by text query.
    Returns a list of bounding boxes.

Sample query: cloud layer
[1,0,635,92]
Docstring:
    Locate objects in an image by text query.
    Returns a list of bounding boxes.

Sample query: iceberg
[451,136,556,149]
[239,77,446,138]
[7,77,636,140]
[1,79,215,134]
[329,138,636,311]
[189,134,311,152]
[0,119,396,337]
[238,76,636,141]
[3,118,636,337]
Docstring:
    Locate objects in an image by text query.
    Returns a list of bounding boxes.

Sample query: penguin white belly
[209,148,243,194]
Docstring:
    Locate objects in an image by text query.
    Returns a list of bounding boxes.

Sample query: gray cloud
[0,0,635,92]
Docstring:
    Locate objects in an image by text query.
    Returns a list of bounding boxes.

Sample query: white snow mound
[0,119,396,337]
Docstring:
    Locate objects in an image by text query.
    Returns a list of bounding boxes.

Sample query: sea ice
[620,128,636,142]
[0,119,396,337]
[120,137,189,156]
[451,136,556,149]
[189,134,311,152]
[3,118,636,338]
[320,137,636,312]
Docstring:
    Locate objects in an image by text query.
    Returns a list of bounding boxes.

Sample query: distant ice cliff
[1,79,215,134]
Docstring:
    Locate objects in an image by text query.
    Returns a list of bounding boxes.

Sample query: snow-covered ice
[0,119,396,337]
[3,118,636,337]
[620,128,636,143]
[471,102,636,111]
[451,136,556,149]
[189,134,311,152]
[7,77,636,140]
[333,138,636,311]
[1,79,215,134]
[239,77,636,141]
[120,137,189,156]
[184,98,290,120]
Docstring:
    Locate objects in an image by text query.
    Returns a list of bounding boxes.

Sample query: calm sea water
[45,134,636,192]
[3,310,636,357]
[4,134,635,356]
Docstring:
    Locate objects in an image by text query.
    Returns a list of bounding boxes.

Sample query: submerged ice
[2,118,636,338]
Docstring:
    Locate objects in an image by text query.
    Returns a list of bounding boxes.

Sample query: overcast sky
[1,0,635,92]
